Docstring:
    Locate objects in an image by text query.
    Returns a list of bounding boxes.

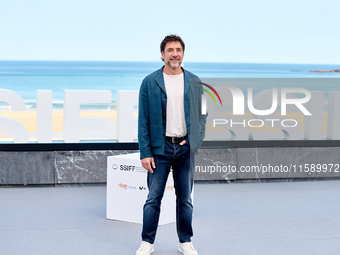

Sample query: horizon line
[0,59,340,66]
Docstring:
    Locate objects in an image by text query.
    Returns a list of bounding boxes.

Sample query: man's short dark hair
[160,34,185,55]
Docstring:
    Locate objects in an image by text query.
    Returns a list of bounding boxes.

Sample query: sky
[1,0,340,64]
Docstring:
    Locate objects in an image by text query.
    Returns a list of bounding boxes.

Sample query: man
[136,34,206,255]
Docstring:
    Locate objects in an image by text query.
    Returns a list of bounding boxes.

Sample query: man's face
[161,41,184,69]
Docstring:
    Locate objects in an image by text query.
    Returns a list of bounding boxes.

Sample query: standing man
[136,34,206,255]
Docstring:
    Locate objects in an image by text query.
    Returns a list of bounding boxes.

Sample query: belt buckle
[172,137,176,143]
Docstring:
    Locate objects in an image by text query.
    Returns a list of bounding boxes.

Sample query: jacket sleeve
[188,77,207,154]
[138,80,153,159]
[198,82,207,146]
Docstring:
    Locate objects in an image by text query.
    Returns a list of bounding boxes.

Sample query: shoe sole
[135,247,154,255]
[178,247,197,255]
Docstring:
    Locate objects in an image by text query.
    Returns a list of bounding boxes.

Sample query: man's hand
[141,157,155,173]
[179,140,187,146]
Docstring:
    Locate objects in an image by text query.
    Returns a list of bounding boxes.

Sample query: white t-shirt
[163,72,187,137]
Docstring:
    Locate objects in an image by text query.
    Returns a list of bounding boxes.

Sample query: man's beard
[167,59,181,68]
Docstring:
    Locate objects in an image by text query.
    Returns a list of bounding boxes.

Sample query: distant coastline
[310,68,340,73]
[2,61,340,103]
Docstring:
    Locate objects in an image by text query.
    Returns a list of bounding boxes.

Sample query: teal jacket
[138,66,207,159]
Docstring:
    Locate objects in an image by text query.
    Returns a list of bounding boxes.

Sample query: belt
[165,135,187,144]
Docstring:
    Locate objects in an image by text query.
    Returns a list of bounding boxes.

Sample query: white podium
[106,153,176,225]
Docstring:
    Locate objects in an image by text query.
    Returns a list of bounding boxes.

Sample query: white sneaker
[136,241,154,255]
[178,242,198,255]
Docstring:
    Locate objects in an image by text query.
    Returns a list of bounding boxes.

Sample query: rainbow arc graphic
[199,82,223,106]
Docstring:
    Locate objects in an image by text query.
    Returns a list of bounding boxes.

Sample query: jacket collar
[154,66,190,95]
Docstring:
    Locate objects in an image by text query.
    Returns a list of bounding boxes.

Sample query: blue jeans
[141,140,194,244]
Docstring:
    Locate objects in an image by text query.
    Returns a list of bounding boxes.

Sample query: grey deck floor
[1,180,340,255]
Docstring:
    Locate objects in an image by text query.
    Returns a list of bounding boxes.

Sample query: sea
[0,60,339,110]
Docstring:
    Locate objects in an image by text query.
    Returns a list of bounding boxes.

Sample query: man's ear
[161,51,165,61]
